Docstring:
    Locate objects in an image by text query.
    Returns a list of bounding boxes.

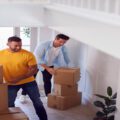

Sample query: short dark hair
[8,36,22,42]
[55,34,69,40]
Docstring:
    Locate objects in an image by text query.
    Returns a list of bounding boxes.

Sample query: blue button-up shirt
[34,40,70,71]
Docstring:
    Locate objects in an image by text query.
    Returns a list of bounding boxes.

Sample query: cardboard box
[0,107,29,120]
[54,67,80,86]
[0,65,3,83]
[54,84,78,96]
[0,113,29,120]
[0,107,23,115]
[48,92,82,110]
[0,84,8,112]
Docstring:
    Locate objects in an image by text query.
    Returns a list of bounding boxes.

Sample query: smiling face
[7,41,22,52]
[53,38,68,47]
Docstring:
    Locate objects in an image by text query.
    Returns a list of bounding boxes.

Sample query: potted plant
[93,86,117,120]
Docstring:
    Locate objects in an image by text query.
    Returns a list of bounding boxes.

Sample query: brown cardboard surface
[48,92,82,110]
[47,93,57,108]
[0,65,3,84]
[0,107,23,115]
[54,84,78,96]
[54,67,80,86]
[0,113,29,120]
[0,84,8,112]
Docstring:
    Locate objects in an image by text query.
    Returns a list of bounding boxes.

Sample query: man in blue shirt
[20,34,70,101]
[34,34,70,96]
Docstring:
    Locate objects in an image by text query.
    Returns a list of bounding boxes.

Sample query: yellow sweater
[0,49,37,85]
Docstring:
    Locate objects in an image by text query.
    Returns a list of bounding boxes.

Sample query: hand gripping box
[54,67,80,86]
[0,65,3,83]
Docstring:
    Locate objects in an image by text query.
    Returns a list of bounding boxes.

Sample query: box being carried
[54,67,80,86]
[0,113,29,120]
[0,107,23,115]
[0,84,8,112]
[0,107,29,120]
[0,65,3,83]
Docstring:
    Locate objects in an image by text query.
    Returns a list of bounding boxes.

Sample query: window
[0,27,31,51]
[20,27,31,51]
[0,27,13,50]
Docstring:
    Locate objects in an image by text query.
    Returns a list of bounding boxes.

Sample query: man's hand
[41,64,55,75]
[8,77,21,84]
[47,67,55,75]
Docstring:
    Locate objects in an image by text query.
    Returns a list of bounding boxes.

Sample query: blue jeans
[21,73,38,96]
[8,81,48,120]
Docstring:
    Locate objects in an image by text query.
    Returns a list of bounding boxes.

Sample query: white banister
[95,0,100,11]
[109,0,116,13]
[104,0,109,12]
[114,0,120,14]
[88,0,91,9]
[82,0,89,8]
[89,0,96,10]
[48,0,120,16]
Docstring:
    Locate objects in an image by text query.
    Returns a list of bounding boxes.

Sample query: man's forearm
[41,64,55,75]
[18,68,38,80]
[9,65,38,83]
[41,64,49,70]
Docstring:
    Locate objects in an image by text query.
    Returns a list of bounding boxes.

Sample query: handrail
[49,0,120,16]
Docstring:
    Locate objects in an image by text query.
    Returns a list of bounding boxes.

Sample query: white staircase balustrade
[49,0,120,16]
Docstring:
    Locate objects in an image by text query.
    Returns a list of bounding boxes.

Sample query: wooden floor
[15,95,95,120]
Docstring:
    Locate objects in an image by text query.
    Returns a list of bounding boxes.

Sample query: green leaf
[107,106,117,114]
[107,86,112,97]
[94,101,105,108]
[110,99,116,105]
[105,98,111,106]
[111,93,117,99]
[94,94,108,99]
[96,111,105,117]
[108,115,114,120]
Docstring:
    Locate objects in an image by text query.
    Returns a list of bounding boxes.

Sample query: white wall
[66,39,88,94]
[86,47,119,101]
[64,34,120,107]
[0,4,44,26]
[30,27,38,52]
[66,36,120,119]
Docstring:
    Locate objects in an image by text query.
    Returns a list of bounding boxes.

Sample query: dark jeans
[8,81,48,120]
[42,66,53,96]
[21,73,37,96]
[22,66,53,96]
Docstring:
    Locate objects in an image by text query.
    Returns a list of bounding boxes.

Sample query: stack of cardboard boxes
[0,65,29,120]
[48,67,82,110]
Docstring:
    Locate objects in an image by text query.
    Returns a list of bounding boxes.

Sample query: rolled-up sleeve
[34,43,46,71]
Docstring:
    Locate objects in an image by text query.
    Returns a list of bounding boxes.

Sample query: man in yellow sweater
[0,36,48,120]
